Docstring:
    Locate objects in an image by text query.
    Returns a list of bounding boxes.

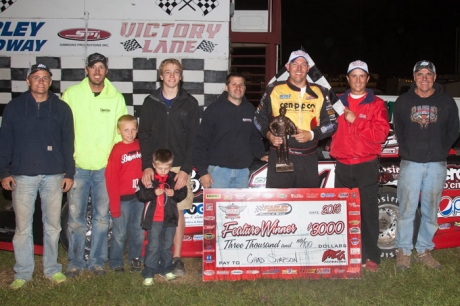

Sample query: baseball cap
[27,63,53,77]
[413,60,436,73]
[287,50,309,64]
[87,53,108,67]
[347,60,369,74]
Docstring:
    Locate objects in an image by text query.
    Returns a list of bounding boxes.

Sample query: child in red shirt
[105,115,144,273]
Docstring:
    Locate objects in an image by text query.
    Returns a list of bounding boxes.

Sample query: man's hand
[200,173,214,188]
[62,178,73,192]
[142,168,154,188]
[267,131,283,147]
[260,155,269,162]
[1,176,16,191]
[344,109,356,124]
[292,129,312,143]
[174,170,188,190]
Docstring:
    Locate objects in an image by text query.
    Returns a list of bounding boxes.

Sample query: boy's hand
[165,189,174,197]
[155,188,164,196]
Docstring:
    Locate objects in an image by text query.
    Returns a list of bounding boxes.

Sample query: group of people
[0,49,458,289]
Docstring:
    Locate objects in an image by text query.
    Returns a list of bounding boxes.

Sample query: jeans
[208,165,250,188]
[12,174,64,281]
[141,222,176,278]
[67,167,109,271]
[109,198,145,269]
[395,160,446,254]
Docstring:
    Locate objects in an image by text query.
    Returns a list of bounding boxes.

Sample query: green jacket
[62,78,127,170]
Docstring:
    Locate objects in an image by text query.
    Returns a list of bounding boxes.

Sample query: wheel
[378,189,399,259]
[378,188,421,259]
[60,196,113,261]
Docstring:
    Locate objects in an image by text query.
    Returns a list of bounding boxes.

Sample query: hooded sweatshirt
[193,91,266,176]
[62,77,127,170]
[0,91,75,179]
[393,83,459,163]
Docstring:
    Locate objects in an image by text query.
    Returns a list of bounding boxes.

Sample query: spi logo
[439,196,460,217]
[57,28,111,41]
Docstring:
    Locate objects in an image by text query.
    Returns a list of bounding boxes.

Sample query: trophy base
[275,162,294,172]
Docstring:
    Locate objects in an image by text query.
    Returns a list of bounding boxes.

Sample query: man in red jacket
[330,60,390,272]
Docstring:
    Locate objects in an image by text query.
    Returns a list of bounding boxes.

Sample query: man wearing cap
[62,53,127,277]
[254,50,337,188]
[0,64,75,289]
[329,60,390,272]
[393,60,459,271]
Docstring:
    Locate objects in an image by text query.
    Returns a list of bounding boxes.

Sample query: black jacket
[138,88,200,174]
[0,91,75,179]
[193,91,266,176]
[394,83,459,162]
[136,172,187,230]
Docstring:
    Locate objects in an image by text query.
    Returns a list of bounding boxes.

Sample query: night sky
[282,0,460,81]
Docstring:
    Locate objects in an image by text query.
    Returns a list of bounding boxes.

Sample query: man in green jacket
[62,53,127,277]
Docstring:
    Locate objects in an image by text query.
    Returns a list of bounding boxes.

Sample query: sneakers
[143,278,154,286]
[160,272,177,281]
[396,248,412,271]
[50,272,67,283]
[416,250,442,270]
[10,279,25,290]
[91,266,106,277]
[362,259,379,272]
[65,268,81,279]
[113,266,125,273]
[172,257,186,276]
[130,258,142,272]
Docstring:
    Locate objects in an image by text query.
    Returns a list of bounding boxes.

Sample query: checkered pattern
[196,40,216,53]
[0,0,16,13]
[156,0,182,16]
[121,39,143,52]
[193,0,219,16]
[0,56,227,123]
[268,53,341,108]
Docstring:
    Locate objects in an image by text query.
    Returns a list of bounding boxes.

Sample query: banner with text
[202,188,362,281]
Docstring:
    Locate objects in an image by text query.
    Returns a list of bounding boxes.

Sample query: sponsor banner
[0,19,228,58]
[202,188,361,281]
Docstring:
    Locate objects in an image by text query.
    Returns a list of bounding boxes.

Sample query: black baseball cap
[87,53,108,67]
[27,63,53,77]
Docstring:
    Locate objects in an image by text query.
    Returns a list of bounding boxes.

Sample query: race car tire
[378,187,421,259]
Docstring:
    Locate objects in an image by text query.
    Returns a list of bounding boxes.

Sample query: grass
[1,243,460,305]
[1,191,460,305]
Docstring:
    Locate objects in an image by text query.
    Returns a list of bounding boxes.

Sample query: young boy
[136,149,187,286]
[105,115,144,273]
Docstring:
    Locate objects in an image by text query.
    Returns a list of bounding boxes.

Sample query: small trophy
[269,105,296,172]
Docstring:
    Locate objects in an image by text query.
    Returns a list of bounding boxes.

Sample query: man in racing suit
[254,50,337,188]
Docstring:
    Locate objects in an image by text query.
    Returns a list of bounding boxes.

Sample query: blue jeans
[208,165,250,188]
[109,198,144,269]
[12,174,64,281]
[141,222,175,278]
[395,160,447,254]
[66,168,109,271]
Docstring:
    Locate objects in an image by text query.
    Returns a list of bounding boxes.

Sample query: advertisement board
[202,188,362,281]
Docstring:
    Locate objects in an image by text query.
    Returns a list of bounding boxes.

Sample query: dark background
[281,0,460,82]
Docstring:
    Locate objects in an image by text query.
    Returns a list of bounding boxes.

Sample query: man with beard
[62,53,127,278]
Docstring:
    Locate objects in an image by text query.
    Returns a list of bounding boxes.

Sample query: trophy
[269,105,296,172]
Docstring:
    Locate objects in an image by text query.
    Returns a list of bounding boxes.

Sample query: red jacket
[330,89,390,164]
[105,139,142,218]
